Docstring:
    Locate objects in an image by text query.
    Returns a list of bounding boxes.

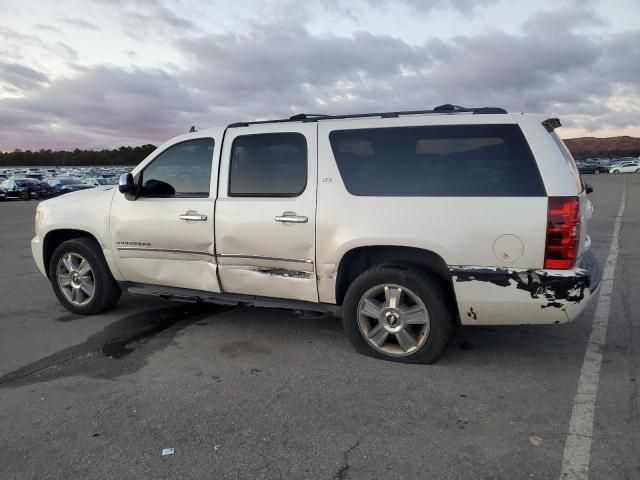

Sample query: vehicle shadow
[0,302,226,389]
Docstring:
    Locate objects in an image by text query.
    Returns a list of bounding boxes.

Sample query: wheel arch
[334,245,459,318]
[43,229,98,278]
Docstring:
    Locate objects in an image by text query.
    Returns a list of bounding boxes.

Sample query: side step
[119,282,342,317]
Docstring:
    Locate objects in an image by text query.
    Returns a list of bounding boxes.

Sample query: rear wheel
[49,237,121,315]
[342,266,453,364]
[19,190,30,200]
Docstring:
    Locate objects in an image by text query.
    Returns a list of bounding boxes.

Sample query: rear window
[329,124,545,196]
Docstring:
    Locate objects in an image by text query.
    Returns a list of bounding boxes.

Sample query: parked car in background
[47,178,95,194]
[576,161,598,174]
[0,187,6,201]
[0,178,56,200]
[84,177,117,187]
[609,160,640,173]
[576,159,609,174]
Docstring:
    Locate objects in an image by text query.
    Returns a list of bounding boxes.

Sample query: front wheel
[342,266,453,364]
[49,237,121,315]
[20,190,30,200]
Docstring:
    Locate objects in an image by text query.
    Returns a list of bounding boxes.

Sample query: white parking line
[560,181,627,480]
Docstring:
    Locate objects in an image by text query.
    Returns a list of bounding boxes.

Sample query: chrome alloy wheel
[357,284,430,356]
[56,253,95,306]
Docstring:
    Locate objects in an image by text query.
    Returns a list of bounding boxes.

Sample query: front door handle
[275,213,308,223]
[179,212,207,221]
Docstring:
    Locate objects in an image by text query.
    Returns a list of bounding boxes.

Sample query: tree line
[2,139,638,167]
[0,145,157,167]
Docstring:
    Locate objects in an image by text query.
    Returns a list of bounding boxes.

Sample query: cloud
[362,0,498,16]
[0,63,49,92]
[60,17,101,31]
[116,2,195,39]
[0,66,203,150]
[0,4,639,150]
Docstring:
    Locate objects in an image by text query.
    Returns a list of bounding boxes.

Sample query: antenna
[189,126,197,133]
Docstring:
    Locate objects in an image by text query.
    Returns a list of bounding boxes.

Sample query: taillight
[544,197,580,269]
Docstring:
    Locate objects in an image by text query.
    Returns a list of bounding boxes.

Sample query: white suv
[31,105,600,363]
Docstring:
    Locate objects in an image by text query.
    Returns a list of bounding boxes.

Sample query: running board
[119,282,342,317]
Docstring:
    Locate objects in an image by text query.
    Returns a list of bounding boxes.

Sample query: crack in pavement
[334,440,360,480]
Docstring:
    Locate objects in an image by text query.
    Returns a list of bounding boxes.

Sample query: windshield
[15,179,38,186]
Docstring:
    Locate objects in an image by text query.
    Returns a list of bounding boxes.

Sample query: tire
[342,266,453,364]
[20,190,30,201]
[48,237,121,315]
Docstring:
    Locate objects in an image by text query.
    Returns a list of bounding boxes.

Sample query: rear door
[215,123,318,302]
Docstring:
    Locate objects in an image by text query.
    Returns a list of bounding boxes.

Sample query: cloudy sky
[1,0,639,151]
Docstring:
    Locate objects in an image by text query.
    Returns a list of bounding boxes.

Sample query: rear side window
[329,124,545,196]
[229,133,307,197]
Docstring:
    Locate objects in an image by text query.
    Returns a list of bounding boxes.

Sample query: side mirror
[585,183,593,195]
[118,173,135,195]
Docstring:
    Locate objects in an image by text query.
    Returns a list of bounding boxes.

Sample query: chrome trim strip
[217,253,313,264]
[117,247,214,257]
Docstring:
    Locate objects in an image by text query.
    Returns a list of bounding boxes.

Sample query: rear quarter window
[329,124,545,197]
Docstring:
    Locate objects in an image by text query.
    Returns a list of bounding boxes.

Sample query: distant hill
[564,136,640,160]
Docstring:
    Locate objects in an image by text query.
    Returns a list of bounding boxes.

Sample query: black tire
[20,190,30,201]
[342,266,453,364]
[48,237,121,315]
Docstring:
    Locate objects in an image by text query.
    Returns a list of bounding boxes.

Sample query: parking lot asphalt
[0,174,638,480]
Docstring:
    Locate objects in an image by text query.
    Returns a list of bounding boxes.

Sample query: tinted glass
[15,179,37,187]
[330,124,545,196]
[229,133,307,196]
[141,138,214,197]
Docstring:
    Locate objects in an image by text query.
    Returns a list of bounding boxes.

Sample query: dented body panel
[108,129,223,293]
[450,250,599,325]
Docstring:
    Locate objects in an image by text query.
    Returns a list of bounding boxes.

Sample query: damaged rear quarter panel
[450,265,592,325]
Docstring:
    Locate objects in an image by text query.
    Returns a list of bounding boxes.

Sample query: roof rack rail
[227,104,507,128]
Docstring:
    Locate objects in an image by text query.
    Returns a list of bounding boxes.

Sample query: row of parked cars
[0,166,132,201]
[575,157,640,174]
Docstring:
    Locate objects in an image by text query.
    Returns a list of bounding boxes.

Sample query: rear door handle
[275,214,308,223]
[179,212,207,221]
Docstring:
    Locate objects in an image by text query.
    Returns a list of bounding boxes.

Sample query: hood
[39,185,116,208]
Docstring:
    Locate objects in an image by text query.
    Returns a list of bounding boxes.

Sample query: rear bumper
[450,250,601,325]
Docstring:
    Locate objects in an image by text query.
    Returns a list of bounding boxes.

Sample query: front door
[110,135,221,293]
[215,123,318,302]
